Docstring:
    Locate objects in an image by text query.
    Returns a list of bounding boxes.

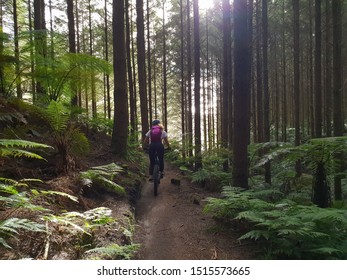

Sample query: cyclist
[143,119,170,181]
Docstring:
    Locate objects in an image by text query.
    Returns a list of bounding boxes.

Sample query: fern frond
[80,164,126,196]
[0,237,11,249]
[36,190,79,203]
[45,100,69,132]
[0,139,52,160]
[239,230,271,241]
[85,243,140,260]
[0,183,19,195]
[42,214,90,235]
[0,218,45,237]
[91,163,124,175]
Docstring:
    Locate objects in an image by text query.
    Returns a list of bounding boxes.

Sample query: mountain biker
[143,119,170,181]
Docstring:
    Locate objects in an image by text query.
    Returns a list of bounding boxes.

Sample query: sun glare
[199,0,214,10]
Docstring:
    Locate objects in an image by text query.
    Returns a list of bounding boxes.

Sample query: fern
[0,218,45,249]
[0,139,53,160]
[45,100,69,132]
[85,244,140,260]
[80,163,126,195]
[205,186,347,259]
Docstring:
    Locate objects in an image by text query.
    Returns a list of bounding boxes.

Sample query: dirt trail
[134,164,254,260]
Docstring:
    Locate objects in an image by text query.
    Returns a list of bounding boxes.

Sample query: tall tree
[111,0,128,156]
[233,0,251,188]
[104,0,111,119]
[293,0,301,176]
[193,0,202,170]
[180,0,186,157]
[66,0,77,107]
[126,0,136,136]
[162,1,168,130]
[146,0,152,125]
[222,0,231,171]
[88,0,97,118]
[325,0,332,137]
[33,0,47,100]
[314,0,322,137]
[262,0,271,184]
[13,0,22,99]
[186,0,193,157]
[332,0,343,200]
[136,0,149,142]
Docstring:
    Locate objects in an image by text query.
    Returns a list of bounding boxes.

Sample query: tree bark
[293,0,302,176]
[314,0,322,137]
[136,0,149,142]
[111,0,128,157]
[233,0,251,188]
[193,0,202,170]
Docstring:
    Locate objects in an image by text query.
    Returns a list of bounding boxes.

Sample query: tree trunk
[104,0,111,119]
[13,0,22,99]
[146,0,153,125]
[262,0,271,185]
[111,0,128,157]
[222,0,231,171]
[293,0,302,176]
[162,2,168,131]
[233,0,251,188]
[88,0,97,119]
[33,0,46,100]
[193,0,202,171]
[325,0,332,137]
[314,0,322,137]
[180,0,186,157]
[332,0,343,200]
[186,0,193,157]
[126,0,136,137]
[136,0,149,142]
[67,0,77,107]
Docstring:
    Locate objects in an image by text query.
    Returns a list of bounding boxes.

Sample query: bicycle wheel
[153,163,159,196]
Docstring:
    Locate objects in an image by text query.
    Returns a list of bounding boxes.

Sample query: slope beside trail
[134,163,255,260]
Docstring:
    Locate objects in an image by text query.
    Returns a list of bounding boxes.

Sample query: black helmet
[152,119,160,125]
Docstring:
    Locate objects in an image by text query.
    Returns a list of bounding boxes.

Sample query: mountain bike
[152,151,160,196]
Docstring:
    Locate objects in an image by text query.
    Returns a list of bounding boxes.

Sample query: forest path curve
[134,163,253,260]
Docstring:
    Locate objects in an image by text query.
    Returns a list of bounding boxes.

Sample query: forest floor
[134,163,257,260]
[0,127,258,260]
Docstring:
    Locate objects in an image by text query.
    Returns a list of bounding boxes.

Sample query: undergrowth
[204,186,347,259]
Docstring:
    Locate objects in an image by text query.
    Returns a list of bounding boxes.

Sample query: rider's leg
[157,143,165,175]
[148,144,156,179]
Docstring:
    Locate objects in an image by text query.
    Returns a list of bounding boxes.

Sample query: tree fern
[45,100,69,132]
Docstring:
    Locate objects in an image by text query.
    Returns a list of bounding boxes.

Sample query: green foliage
[0,139,52,160]
[42,207,115,236]
[80,163,126,196]
[254,137,347,177]
[190,147,232,186]
[0,218,45,249]
[85,243,140,260]
[80,115,113,135]
[204,186,347,259]
[34,100,90,171]
[27,53,111,102]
